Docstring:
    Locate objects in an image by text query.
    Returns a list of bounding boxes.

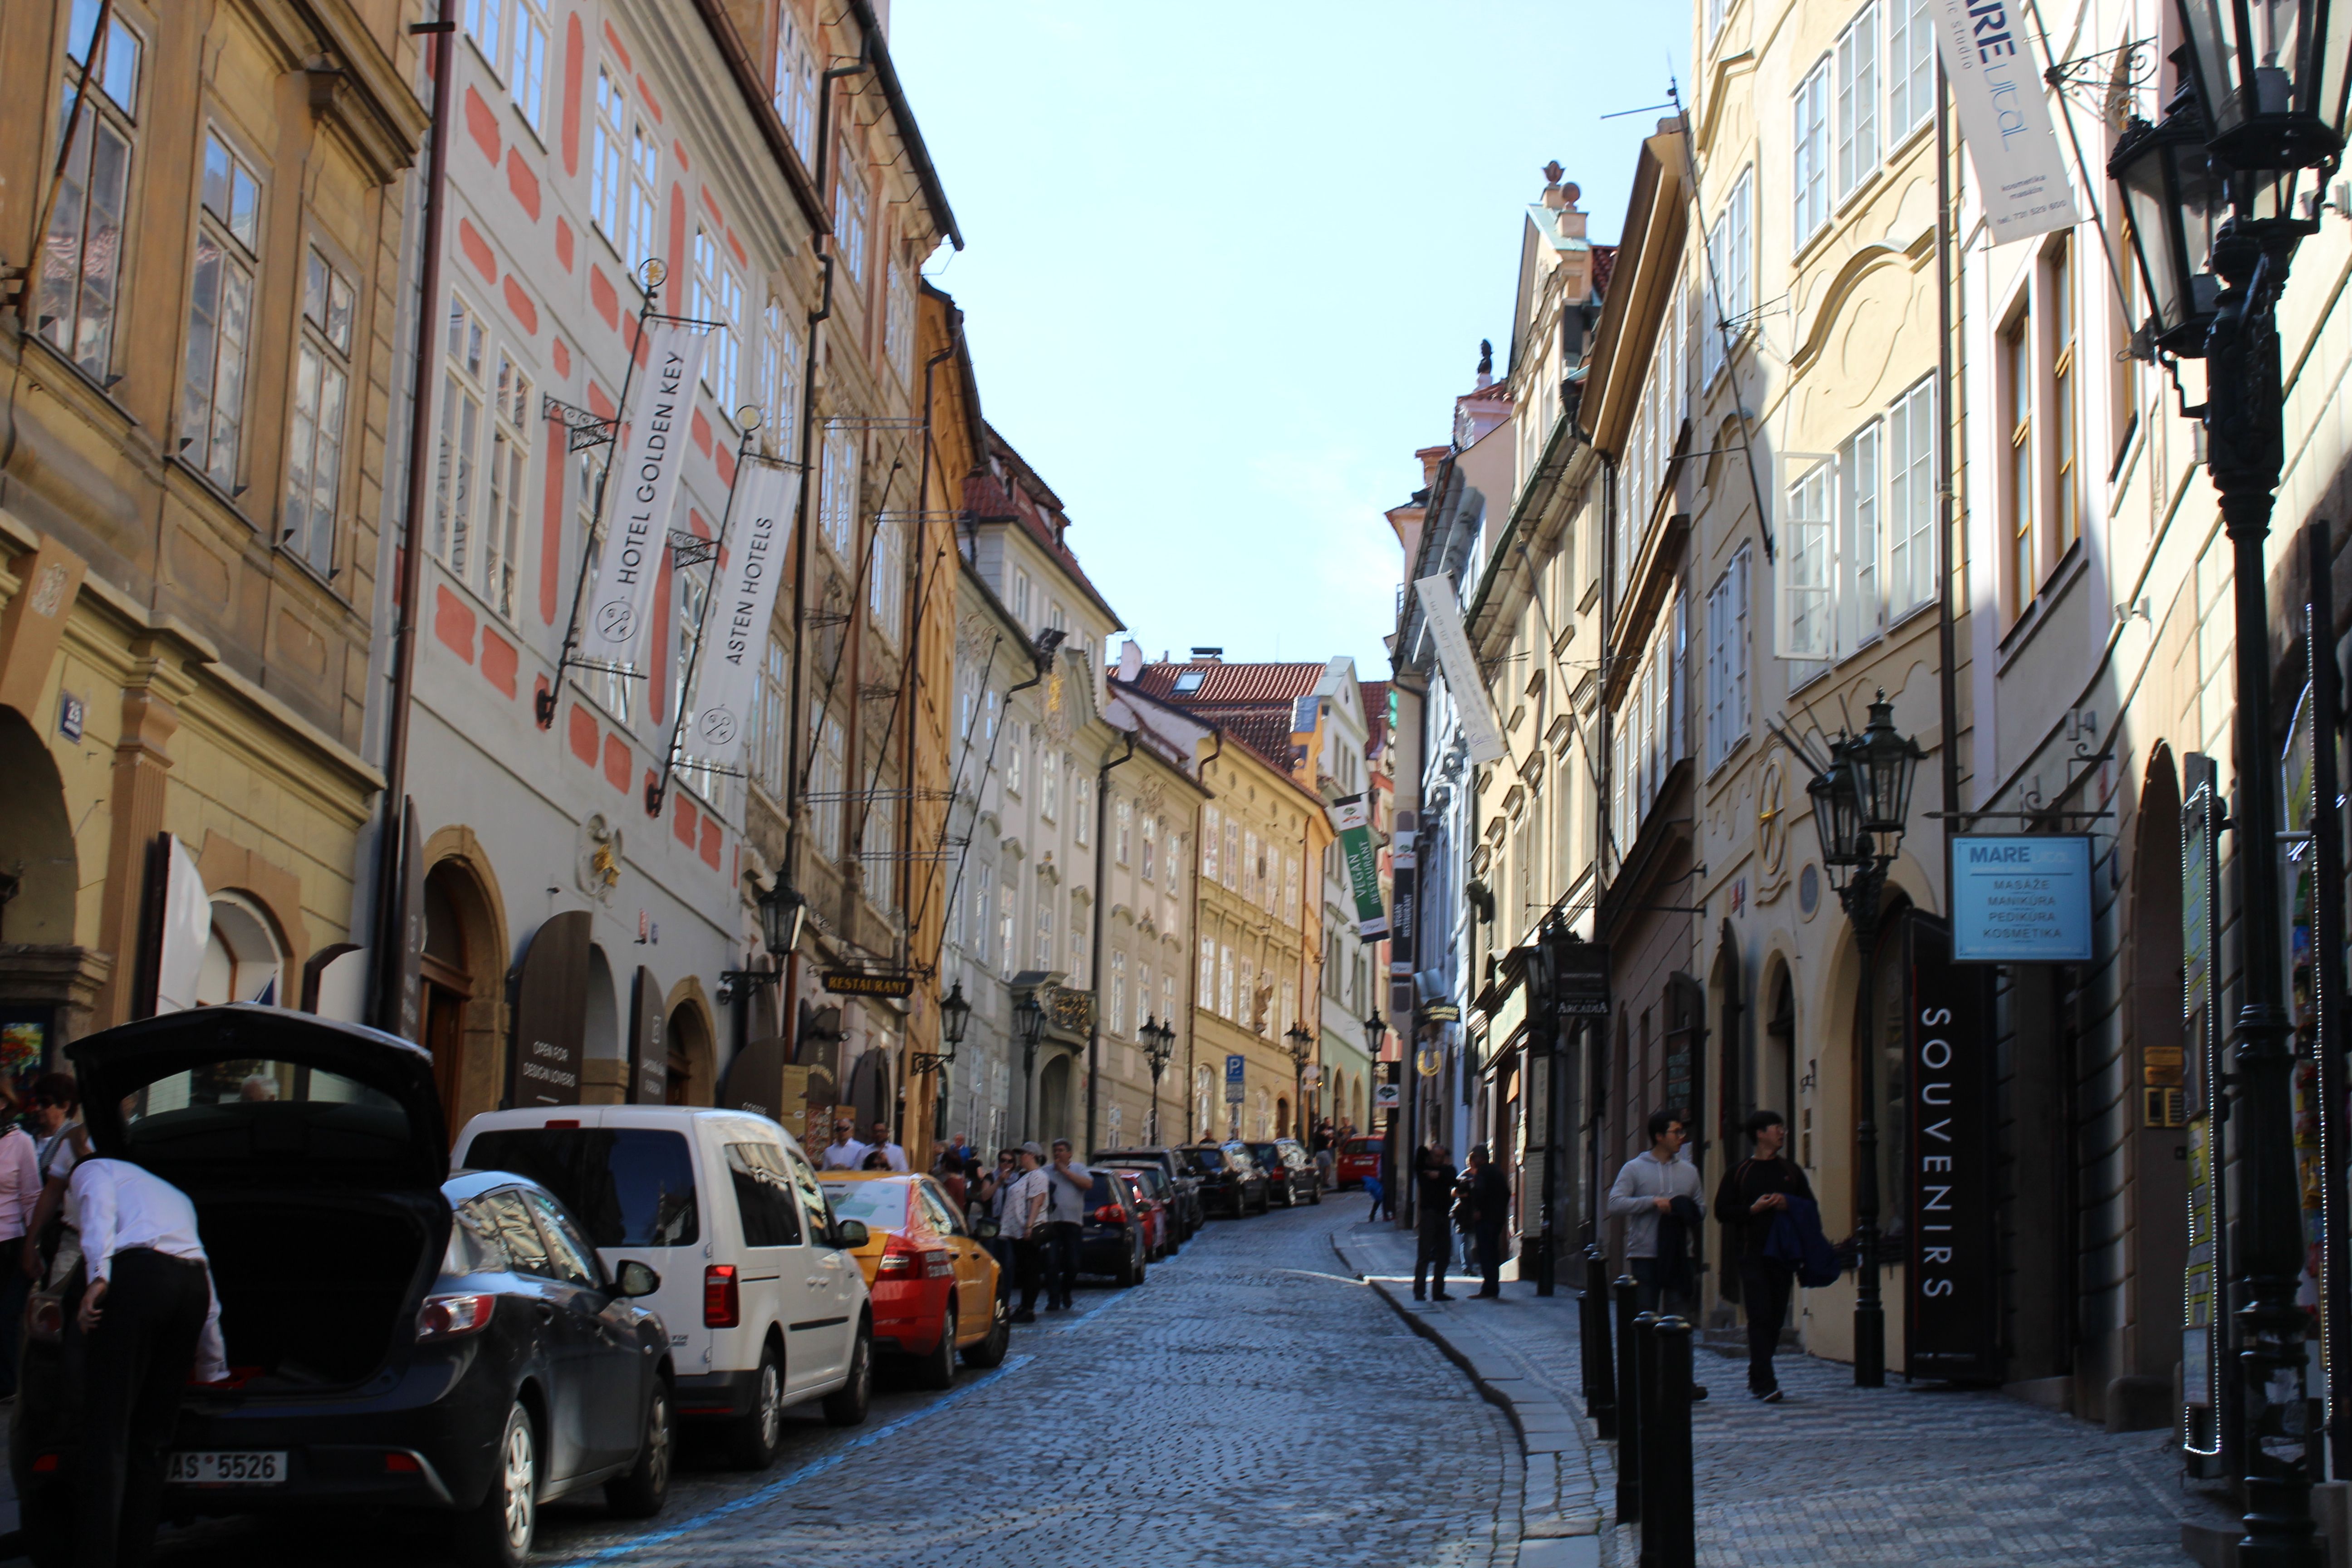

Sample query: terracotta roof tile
[1126,660,1325,707]
[1590,243,1619,298]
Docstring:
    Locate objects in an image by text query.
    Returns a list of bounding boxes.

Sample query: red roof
[1360,680,1389,752]
[1124,660,1324,708]
[1590,243,1619,298]
[965,426,1121,628]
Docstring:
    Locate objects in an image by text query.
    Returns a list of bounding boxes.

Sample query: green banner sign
[1331,794,1388,939]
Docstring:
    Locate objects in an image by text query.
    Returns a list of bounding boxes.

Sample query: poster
[1330,794,1388,939]
[1930,0,2079,243]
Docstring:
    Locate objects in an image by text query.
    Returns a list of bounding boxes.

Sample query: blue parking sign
[1225,1054,1245,1085]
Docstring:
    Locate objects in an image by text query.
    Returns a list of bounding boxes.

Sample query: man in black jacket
[1713,1109,1813,1401]
[1411,1143,1457,1300]
[1465,1145,1511,1299]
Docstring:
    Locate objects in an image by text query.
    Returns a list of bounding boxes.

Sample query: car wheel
[963,1284,1011,1368]
[1309,1182,1323,1206]
[726,1343,786,1470]
[823,1325,872,1426]
[915,1302,958,1391]
[605,1380,673,1519]
[453,1400,536,1568]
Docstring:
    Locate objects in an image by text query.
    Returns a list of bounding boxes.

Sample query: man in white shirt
[998,1145,1049,1323]
[68,1157,227,1567]
[818,1119,869,1171]
[1039,1138,1092,1312]
[865,1119,909,1174]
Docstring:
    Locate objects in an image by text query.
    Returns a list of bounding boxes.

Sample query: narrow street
[109,1202,1517,1568]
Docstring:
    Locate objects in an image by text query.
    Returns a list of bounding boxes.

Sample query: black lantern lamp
[913,980,972,1078]
[2112,71,2230,355]
[1140,1015,1176,1144]
[2175,0,2352,176]
[1284,1019,1315,1067]
[1014,990,1045,1051]
[1852,691,1927,838]
[1363,1008,1386,1052]
[754,874,808,960]
[1807,746,1869,887]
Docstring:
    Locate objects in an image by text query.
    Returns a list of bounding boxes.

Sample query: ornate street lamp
[2111,76,2228,355]
[1799,691,1921,1391]
[2111,22,2351,1556]
[720,872,803,1007]
[1284,1019,1315,1141]
[1140,1015,1176,1144]
[1014,988,1046,1143]
[911,980,970,1078]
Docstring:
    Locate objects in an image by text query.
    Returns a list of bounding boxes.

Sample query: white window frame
[1705,546,1752,772]
[1702,169,1753,386]
[761,298,799,454]
[1835,3,1880,202]
[692,227,742,406]
[44,5,142,380]
[626,117,660,274]
[1885,378,1936,617]
[462,0,503,78]
[820,424,858,558]
[484,347,531,623]
[591,66,627,250]
[886,260,916,385]
[833,148,869,284]
[283,246,355,577]
[433,292,489,584]
[773,7,818,165]
[868,513,903,642]
[1792,60,1831,249]
[812,707,847,859]
[182,129,263,491]
[1838,419,1883,655]
[1886,0,1936,138]
[511,0,549,135]
[754,633,789,798]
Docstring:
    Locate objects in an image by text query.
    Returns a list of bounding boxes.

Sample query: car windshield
[1187,1151,1226,1172]
[464,1128,700,1247]
[818,1179,910,1230]
[1345,1139,1383,1156]
[120,1057,414,1177]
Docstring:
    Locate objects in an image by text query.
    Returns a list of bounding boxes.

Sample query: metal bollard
[1634,1312,1661,1565]
[1613,1277,1642,1523]
[1583,1247,1618,1440]
[1642,1316,1697,1568]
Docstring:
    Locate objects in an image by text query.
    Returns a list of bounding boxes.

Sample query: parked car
[1239,1141,1316,1207]
[1078,1170,1150,1287]
[1103,1162,1182,1258]
[1274,1137,1323,1204]
[1092,1146,1203,1238]
[816,1172,1009,1384]
[15,1007,693,1568]
[1337,1136,1386,1189]
[1182,1141,1269,1217]
[454,1103,873,1473]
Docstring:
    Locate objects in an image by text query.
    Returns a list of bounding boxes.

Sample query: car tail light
[1093,1204,1127,1225]
[30,1454,58,1474]
[878,1237,954,1279]
[705,1264,741,1328]
[543,1119,581,1128]
[383,1452,423,1474]
[416,1293,496,1340]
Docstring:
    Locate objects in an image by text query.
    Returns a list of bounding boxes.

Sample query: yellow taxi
[815,1171,1009,1386]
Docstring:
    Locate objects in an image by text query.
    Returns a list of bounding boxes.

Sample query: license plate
[167,1450,287,1486]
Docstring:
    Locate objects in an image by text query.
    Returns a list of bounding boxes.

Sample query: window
[1279,980,1295,1039]
[481,350,530,621]
[43,2,141,378]
[861,785,896,888]
[811,708,846,859]
[1887,0,1935,136]
[1219,945,1235,1019]
[1793,61,1831,247]
[511,0,549,133]
[1141,814,1157,880]
[2049,239,2080,560]
[1012,571,1031,625]
[1284,854,1300,924]
[761,299,799,452]
[869,514,902,641]
[591,67,627,249]
[833,149,869,283]
[433,294,487,579]
[283,248,355,574]
[693,229,742,405]
[886,262,916,385]
[1074,775,1093,847]
[627,120,659,272]
[462,0,502,74]
[1115,799,1132,865]
[725,1143,802,1246]
[968,863,994,964]
[182,132,261,490]
[1110,952,1127,1037]
[1240,957,1257,1031]
[1836,4,1879,201]
[1163,974,1177,1034]
[1610,591,1688,838]
[1707,0,1727,39]
[1040,748,1059,820]
[1838,420,1882,653]
[1886,379,1936,614]
[821,425,857,556]
[1034,876,1055,970]
[1243,830,1260,902]
[2004,309,2034,616]
[1224,819,1240,889]
[1140,964,1156,1029]
[998,883,1015,980]
[1703,172,1752,385]
[753,634,789,797]
[1202,806,1220,882]
[1705,546,1752,771]
[579,443,630,722]
[773,6,818,163]
[675,564,713,797]
[1006,722,1023,795]
[1199,935,1216,1009]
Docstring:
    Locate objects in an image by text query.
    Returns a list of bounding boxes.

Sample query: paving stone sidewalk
[1333,1218,2237,1568]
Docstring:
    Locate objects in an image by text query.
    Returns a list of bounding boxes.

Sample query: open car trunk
[193,1189,443,1391]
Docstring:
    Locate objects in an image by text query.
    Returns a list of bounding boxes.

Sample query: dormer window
[1174,670,1205,693]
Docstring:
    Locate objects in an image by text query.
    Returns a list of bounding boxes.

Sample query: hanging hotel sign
[1949,835,2094,962]
[1330,793,1389,939]
[689,457,803,758]
[1905,915,2001,1381]
[822,970,914,998]
[583,320,709,676]
[1929,0,2080,243]
[1414,575,1508,763]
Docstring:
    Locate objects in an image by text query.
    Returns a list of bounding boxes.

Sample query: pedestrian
[978,1148,1017,1251]
[1363,1167,1389,1221]
[0,1081,40,1397]
[1001,1145,1049,1322]
[1311,1118,1335,1155]
[22,1075,87,1287]
[818,1118,869,1171]
[67,1154,229,1568]
[1313,1139,1335,1195]
[935,1148,968,1209]
[866,1119,910,1173]
[1464,1144,1510,1299]
[1039,1137,1091,1310]
[1713,1108,1813,1402]
[1411,1142,1457,1301]
[1607,1109,1706,1317]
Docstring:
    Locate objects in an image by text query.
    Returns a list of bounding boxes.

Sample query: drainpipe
[369,0,456,1034]
[1933,54,1962,896]
[1185,728,1225,1142]
[1083,730,1137,1155]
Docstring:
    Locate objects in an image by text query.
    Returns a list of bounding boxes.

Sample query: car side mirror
[833,1219,870,1250]
[973,1217,1000,1240]
[615,1260,661,1298]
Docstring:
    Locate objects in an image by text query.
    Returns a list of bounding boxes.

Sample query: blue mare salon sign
[1949,835,2094,963]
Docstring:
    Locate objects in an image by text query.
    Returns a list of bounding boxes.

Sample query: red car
[1337,1136,1386,1189]
[1109,1169,1171,1261]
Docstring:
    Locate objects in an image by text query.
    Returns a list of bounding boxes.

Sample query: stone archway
[2115,745,2188,1429]
[0,706,103,1062]
[666,995,715,1107]
[417,829,509,1140]
[1037,1052,1074,1147]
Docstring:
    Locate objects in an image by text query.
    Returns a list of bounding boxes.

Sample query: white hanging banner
[690,458,804,760]
[583,320,708,676]
[1413,574,1507,764]
[1931,0,2079,244]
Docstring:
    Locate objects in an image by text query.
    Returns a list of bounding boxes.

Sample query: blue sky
[891,3,1692,674]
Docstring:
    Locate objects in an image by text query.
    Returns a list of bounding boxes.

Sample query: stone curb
[1332,1231,1603,1568]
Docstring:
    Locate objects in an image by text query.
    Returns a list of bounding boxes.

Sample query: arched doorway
[1037,1052,1073,1146]
[583,945,621,1101]
[666,1001,713,1106]
[2122,746,2188,1422]
[419,859,509,1134]
[0,706,93,1062]
[1276,1096,1291,1138]
[194,893,285,1006]
[1763,963,1796,1157]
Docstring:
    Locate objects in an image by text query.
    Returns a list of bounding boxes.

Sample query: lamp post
[1365,1006,1392,1219]
[1804,691,1922,1390]
[1525,913,1577,1298]
[1284,1019,1315,1142]
[1140,1015,1176,1144]
[1014,989,1046,1146]
[718,872,808,1009]
[2112,19,2352,1557]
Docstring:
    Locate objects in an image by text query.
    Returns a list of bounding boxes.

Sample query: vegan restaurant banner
[583,320,709,676]
[1331,793,1389,940]
[690,458,804,758]
[1932,0,2079,243]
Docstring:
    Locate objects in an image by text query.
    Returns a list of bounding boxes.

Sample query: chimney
[1189,647,1224,662]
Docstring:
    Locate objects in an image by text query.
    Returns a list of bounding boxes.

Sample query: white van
[453,1105,873,1467]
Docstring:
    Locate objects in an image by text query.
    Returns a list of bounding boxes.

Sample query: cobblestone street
[109,1202,1518,1568]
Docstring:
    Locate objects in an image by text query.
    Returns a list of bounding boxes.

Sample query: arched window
[195,892,284,1007]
